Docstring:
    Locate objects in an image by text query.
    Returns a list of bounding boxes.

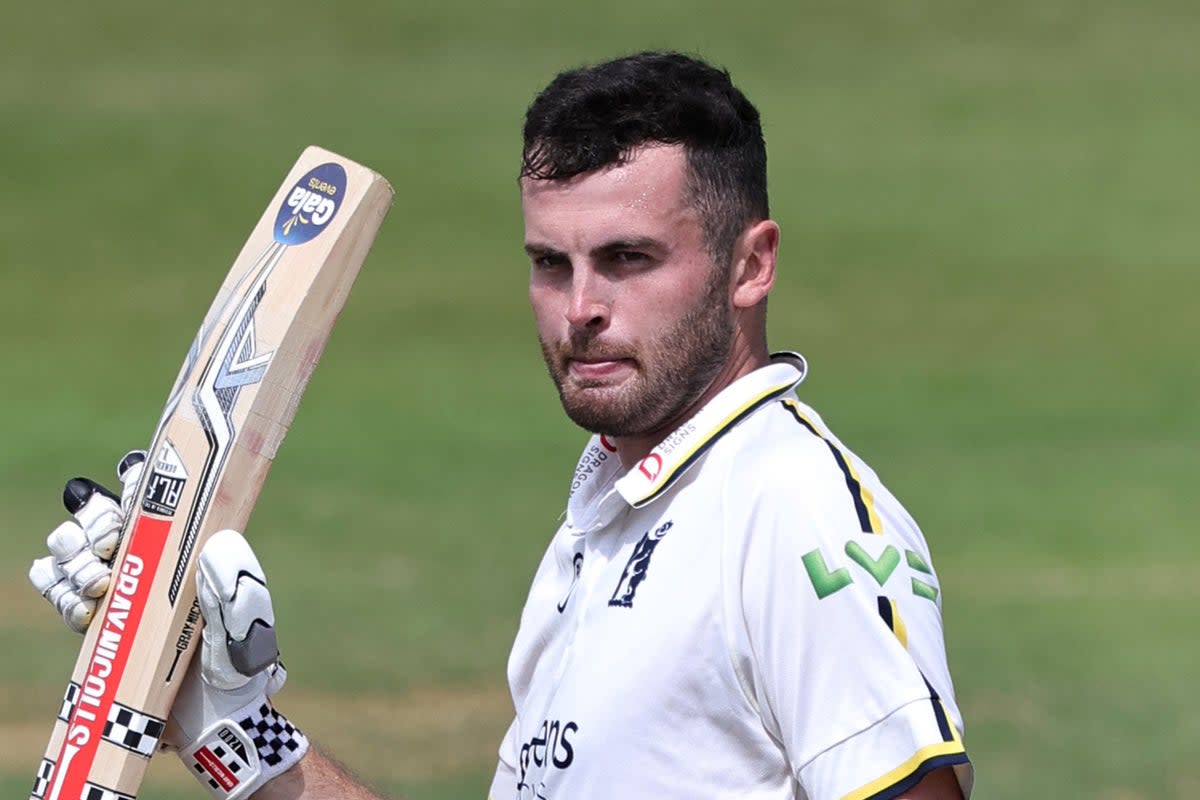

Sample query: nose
[564,270,609,332]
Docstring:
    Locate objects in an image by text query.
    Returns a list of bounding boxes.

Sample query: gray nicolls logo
[608,520,673,608]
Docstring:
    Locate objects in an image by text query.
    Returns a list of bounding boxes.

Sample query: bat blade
[32,146,393,800]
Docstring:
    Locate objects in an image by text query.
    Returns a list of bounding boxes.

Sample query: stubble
[539,266,733,438]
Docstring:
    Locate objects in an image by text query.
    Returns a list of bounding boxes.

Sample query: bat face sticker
[274,162,347,245]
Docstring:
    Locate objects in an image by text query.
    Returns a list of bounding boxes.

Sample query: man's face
[522,144,733,438]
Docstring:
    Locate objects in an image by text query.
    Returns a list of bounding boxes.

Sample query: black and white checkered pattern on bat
[30,758,53,798]
[57,681,80,722]
[103,701,167,757]
[82,782,134,800]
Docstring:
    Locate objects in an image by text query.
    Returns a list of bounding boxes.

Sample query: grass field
[1,1,1197,798]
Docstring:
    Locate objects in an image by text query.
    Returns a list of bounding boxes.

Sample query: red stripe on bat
[46,514,172,800]
[195,746,240,791]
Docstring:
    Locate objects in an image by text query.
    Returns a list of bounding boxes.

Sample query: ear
[731,219,778,309]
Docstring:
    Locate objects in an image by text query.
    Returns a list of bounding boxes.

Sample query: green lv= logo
[801,550,852,599]
[802,542,938,602]
[844,541,900,586]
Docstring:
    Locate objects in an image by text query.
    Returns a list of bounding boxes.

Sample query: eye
[613,250,650,265]
[531,252,569,270]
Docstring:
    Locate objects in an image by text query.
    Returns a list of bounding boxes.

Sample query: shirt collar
[565,352,807,530]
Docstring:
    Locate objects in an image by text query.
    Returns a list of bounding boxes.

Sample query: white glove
[29,451,146,632]
[170,529,309,799]
[30,455,308,799]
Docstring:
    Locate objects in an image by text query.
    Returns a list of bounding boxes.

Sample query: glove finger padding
[30,451,147,633]
[115,449,148,517]
[63,477,123,558]
[197,529,281,690]
[29,554,95,633]
[47,517,112,597]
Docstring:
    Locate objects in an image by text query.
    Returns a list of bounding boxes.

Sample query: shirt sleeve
[487,717,519,800]
[722,440,971,800]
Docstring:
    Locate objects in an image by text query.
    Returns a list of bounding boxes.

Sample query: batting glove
[29,450,146,632]
[29,454,308,800]
[169,529,310,799]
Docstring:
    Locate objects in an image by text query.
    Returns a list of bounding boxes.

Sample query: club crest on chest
[608,520,673,608]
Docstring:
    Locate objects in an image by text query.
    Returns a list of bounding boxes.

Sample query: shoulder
[715,396,862,519]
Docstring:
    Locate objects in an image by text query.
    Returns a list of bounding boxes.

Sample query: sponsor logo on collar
[568,438,618,499]
[616,355,807,508]
[635,420,697,481]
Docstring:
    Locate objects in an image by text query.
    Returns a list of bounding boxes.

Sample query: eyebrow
[592,237,665,258]
[524,242,564,259]
[524,237,667,260]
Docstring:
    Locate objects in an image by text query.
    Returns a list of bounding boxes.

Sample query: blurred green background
[1,1,1196,797]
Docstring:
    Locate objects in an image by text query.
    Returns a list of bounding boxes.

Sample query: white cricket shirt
[489,353,973,800]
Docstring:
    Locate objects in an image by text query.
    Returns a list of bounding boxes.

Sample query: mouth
[565,356,635,383]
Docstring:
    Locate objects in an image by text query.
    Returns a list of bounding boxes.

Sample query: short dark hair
[521,51,768,265]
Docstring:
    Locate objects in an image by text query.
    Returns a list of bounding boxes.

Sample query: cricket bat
[31,146,394,800]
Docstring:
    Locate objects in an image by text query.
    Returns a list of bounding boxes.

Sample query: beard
[538,268,733,438]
